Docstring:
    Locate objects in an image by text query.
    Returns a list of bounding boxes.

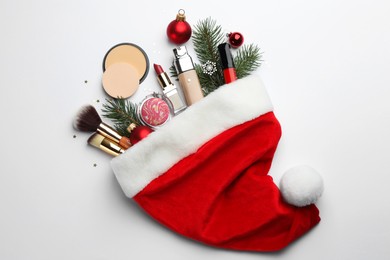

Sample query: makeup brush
[87,133,125,156]
[73,105,132,149]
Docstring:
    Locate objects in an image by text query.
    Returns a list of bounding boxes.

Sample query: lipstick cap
[157,72,173,90]
[218,43,235,69]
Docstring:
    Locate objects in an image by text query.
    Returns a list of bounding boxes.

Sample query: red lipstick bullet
[153,63,164,75]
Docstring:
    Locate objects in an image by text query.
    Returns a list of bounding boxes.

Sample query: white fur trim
[111,75,273,198]
[280,165,324,207]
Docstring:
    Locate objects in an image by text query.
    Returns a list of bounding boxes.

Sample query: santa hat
[111,75,323,252]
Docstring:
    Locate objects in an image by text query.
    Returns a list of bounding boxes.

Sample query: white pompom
[280,165,324,207]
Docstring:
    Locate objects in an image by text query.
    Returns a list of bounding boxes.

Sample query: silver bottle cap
[173,46,195,74]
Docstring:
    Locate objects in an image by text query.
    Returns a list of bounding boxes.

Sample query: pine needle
[169,64,178,80]
[101,98,140,136]
[235,44,262,79]
[169,18,263,96]
[192,17,225,94]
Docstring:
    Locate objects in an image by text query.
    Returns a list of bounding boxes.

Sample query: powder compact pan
[102,43,150,98]
[103,43,149,82]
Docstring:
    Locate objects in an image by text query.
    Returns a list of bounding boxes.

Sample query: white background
[1,0,389,259]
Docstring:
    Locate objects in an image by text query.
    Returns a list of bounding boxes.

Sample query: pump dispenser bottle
[173,46,204,105]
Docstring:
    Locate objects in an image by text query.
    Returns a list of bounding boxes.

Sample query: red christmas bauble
[228,32,244,48]
[167,9,192,45]
[128,125,153,145]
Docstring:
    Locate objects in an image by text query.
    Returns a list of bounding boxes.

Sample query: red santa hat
[111,75,323,252]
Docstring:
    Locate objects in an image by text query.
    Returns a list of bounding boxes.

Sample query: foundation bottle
[173,46,204,105]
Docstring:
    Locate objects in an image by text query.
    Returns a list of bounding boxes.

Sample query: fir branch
[192,18,225,64]
[194,64,221,96]
[101,98,140,136]
[192,18,225,91]
[169,64,178,80]
[170,18,263,97]
[234,44,262,79]
[113,123,132,137]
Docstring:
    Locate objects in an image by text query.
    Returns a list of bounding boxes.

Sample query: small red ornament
[228,32,244,48]
[127,123,153,145]
[166,9,192,45]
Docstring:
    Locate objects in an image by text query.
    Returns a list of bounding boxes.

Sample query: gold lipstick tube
[157,71,187,114]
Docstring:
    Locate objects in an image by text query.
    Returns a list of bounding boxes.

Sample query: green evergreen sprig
[99,19,263,135]
[192,17,225,94]
[169,64,178,80]
[170,18,263,96]
[234,44,262,79]
[101,98,140,136]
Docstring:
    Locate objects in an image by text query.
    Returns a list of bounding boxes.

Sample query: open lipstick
[218,43,237,84]
[153,63,187,114]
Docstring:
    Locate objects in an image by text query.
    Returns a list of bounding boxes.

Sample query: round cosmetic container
[103,42,149,84]
[138,93,174,129]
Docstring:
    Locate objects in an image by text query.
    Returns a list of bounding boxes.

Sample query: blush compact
[138,93,173,129]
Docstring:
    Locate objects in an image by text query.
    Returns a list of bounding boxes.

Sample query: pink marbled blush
[140,97,170,126]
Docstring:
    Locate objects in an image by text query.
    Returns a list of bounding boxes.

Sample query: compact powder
[103,43,149,83]
[102,63,139,99]
[139,97,170,127]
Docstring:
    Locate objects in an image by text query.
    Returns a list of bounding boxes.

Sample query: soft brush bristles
[73,105,102,132]
[87,132,105,148]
